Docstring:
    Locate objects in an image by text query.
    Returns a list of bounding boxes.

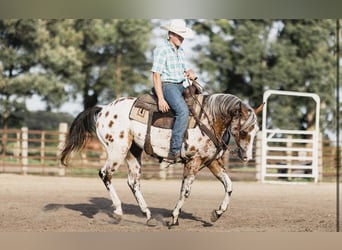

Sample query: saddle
[129,85,204,155]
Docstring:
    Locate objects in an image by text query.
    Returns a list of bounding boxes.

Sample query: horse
[60,92,263,227]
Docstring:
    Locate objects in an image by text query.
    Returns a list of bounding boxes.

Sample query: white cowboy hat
[161,19,194,38]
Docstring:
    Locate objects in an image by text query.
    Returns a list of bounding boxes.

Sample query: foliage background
[0,19,340,140]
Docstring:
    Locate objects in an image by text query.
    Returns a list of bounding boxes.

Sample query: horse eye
[240,131,247,138]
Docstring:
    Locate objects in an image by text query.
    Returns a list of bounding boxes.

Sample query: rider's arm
[153,72,170,113]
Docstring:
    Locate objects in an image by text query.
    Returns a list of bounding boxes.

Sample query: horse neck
[204,94,241,134]
[206,94,240,119]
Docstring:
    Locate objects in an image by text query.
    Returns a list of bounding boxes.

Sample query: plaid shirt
[151,40,188,83]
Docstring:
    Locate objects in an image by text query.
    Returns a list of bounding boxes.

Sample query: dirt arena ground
[0,173,336,232]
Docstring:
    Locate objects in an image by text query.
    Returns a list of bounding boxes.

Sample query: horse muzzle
[237,148,249,162]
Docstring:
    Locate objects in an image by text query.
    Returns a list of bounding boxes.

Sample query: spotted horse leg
[125,144,157,226]
[168,158,200,228]
[207,158,233,222]
[98,155,124,223]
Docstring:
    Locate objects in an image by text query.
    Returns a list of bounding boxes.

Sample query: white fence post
[40,131,45,165]
[318,133,323,182]
[261,90,320,183]
[255,131,262,182]
[21,127,28,175]
[58,123,68,176]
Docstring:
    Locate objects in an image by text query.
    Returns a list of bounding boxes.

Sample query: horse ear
[254,102,265,114]
[241,104,249,117]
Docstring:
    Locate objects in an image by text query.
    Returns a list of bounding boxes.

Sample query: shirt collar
[166,39,183,52]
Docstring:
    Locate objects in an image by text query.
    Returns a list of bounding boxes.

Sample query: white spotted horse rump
[96,97,135,150]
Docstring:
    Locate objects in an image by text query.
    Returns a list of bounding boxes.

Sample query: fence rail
[0,125,67,176]
[1,124,341,181]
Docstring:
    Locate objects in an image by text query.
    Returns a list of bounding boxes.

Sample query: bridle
[198,100,249,168]
[186,83,256,166]
[230,103,257,152]
[230,101,243,149]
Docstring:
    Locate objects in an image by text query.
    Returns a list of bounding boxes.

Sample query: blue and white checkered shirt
[151,40,188,83]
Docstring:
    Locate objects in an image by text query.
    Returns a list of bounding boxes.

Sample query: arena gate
[259,90,321,183]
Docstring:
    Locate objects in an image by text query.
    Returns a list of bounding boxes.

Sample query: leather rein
[187,89,244,168]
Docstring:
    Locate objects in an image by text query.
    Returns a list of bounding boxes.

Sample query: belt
[162,81,184,85]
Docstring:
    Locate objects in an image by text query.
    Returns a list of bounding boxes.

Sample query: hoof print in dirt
[146,218,159,227]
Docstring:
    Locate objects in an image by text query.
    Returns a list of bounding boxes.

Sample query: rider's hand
[158,98,170,113]
[185,69,196,81]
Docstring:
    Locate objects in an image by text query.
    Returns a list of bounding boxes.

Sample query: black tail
[60,106,102,166]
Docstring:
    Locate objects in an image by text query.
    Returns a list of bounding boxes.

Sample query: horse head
[229,102,264,162]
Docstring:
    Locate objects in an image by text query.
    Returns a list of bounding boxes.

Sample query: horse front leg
[207,158,233,222]
[169,160,198,228]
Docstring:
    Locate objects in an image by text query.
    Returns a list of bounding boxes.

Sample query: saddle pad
[129,105,175,129]
[133,94,159,112]
[129,93,204,129]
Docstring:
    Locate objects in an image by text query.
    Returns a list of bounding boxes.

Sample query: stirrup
[160,153,182,169]
[159,160,177,169]
[180,151,196,161]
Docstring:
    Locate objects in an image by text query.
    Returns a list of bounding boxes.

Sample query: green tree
[39,19,83,110]
[191,19,272,106]
[0,19,80,129]
[268,19,336,132]
[192,19,336,137]
[0,19,153,129]
[70,19,153,109]
[0,19,40,129]
[25,111,74,130]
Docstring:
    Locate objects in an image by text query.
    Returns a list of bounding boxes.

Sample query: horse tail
[60,106,102,166]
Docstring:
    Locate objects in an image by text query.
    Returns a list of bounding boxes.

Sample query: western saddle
[129,85,204,156]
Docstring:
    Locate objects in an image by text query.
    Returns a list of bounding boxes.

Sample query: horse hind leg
[125,146,157,226]
[98,157,124,222]
[208,159,233,222]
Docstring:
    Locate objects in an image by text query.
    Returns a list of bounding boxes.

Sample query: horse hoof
[112,212,122,223]
[210,209,221,222]
[146,218,158,227]
[167,220,179,229]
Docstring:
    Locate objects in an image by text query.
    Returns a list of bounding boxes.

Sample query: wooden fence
[0,124,67,176]
[0,124,340,181]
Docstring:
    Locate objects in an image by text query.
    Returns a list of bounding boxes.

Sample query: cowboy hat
[161,19,194,38]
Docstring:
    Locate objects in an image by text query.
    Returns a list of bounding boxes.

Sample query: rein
[186,80,256,168]
[233,101,243,149]
[187,86,239,168]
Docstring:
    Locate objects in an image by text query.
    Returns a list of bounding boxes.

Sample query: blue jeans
[162,83,189,155]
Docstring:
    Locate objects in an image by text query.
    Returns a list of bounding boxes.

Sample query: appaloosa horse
[61,92,263,227]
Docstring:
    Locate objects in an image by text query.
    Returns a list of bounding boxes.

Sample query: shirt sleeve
[151,47,166,74]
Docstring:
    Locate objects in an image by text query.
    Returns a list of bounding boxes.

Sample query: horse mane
[206,93,242,121]
[206,93,257,130]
